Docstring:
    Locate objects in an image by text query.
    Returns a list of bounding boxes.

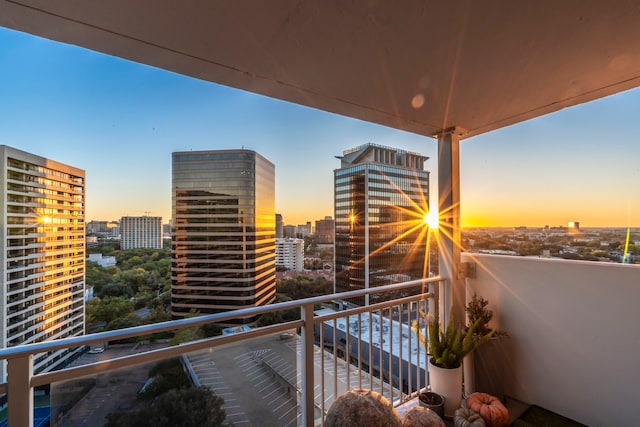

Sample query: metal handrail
[0,276,442,427]
[0,277,438,359]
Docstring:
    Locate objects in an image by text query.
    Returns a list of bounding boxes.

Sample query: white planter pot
[428,359,462,418]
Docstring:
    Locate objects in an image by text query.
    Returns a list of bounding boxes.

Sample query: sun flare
[425,210,439,229]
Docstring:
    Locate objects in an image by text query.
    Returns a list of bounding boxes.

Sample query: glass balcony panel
[0,278,439,427]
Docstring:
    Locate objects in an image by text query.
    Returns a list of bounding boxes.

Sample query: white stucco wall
[462,253,640,427]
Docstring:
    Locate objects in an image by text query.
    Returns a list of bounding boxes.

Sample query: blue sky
[1,27,639,227]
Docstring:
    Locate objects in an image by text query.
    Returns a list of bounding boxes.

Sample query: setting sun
[425,210,439,229]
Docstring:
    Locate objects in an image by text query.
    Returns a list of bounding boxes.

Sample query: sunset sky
[1,27,639,228]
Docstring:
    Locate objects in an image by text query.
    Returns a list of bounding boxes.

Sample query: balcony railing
[0,276,442,427]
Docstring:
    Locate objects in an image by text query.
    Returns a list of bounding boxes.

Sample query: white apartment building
[276,238,304,271]
[0,145,85,381]
[120,216,162,250]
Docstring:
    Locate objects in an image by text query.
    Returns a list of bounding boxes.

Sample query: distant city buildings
[171,149,276,325]
[334,143,430,305]
[275,213,283,238]
[86,220,119,249]
[464,225,639,263]
[283,224,296,238]
[276,216,334,244]
[86,220,108,234]
[120,215,163,249]
[296,221,312,238]
[315,216,334,244]
[568,221,581,234]
[163,221,172,238]
[86,220,119,238]
[0,145,85,381]
[275,238,304,271]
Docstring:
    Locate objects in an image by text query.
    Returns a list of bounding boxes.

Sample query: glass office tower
[0,145,85,382]
[334,143,430,305]
[171,150,276,325]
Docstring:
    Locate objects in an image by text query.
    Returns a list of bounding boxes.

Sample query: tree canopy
[105,386,228,427]
[105,358,229,427]
[85,246,172,332]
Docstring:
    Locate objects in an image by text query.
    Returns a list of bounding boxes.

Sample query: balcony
[0,258,638,426]
[1,2,640,426]
[0,277,439,426]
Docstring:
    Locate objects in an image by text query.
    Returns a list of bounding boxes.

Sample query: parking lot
[52,330,398,426]
[185,332,301,426]
[183,329,402,426]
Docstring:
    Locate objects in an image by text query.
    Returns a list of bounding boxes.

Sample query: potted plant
[465,293,494,337]
[413,310,494,418]
[464,293,509,400]
[417,390,445,420]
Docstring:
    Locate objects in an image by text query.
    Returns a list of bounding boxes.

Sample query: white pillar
[8,354,33,427]
[437,127,465,327]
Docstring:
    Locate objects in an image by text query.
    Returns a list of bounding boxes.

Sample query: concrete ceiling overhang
[2,1,640,139]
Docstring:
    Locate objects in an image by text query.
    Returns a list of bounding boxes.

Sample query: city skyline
[2,27,640,228]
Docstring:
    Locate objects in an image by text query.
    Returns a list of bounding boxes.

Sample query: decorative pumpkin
[402,406,445,427]
[466,392,509,427]
[454,407,486,427]
[325,388,402,427]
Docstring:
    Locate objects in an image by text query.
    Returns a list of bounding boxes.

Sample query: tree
[106,358,229,427]
[86,246,171,328]
[106,313,141,331]
[120,268,151,293]
[105,387,229,427]
[101,283,134,298]
[258,293,298,326]
[170,309,205,345]
[85,261,116,295]
[138,358,191,400]
[86,296,135,324]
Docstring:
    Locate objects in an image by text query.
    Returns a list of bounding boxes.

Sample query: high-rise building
[120,216,163,250]
[275,213,283,238]
[315,216,334,244]
[0,145,85,381]
[275,238,304,271]
[334,143,430,305]
[171,149,276,325]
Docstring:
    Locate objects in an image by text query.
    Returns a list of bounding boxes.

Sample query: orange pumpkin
[465,393,509,427]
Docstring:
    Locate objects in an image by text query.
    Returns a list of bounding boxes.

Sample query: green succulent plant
[413,310,494,369]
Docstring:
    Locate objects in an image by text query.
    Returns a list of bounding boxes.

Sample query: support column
[437,127,465,327]
[364,164,370,306]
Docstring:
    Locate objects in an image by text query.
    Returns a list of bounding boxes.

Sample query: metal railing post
[301,303,315,426]
[8,354,33,427]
